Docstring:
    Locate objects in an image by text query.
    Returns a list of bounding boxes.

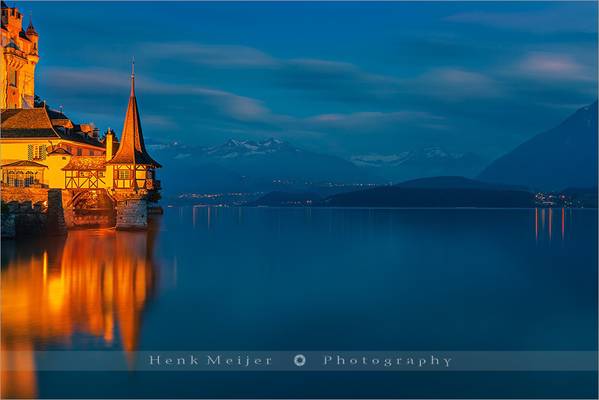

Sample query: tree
[33,94,50,109]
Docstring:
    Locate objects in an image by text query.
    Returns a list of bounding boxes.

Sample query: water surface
[2,207,597,398]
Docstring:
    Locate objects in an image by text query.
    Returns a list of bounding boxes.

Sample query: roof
[107,70,161,167]
[26,20,37,36]
[62,156,106,171]
[1,107,105,148]
[2,160,48,168]
[47,108,69,120]
[1,108,60,138]
[48,147,72,155]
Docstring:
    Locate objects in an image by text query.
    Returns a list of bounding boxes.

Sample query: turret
[105,128,114,161]
[1,3,39,108]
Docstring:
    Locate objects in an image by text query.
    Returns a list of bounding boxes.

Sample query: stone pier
[47,189,67,235]
[115,198,148,230]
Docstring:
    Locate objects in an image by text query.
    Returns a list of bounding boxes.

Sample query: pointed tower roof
[26,17,38,36]
[107,62,161,167]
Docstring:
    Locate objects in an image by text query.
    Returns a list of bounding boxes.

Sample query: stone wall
[1,211,15,238]
[1,201,47,238]
[47,189,67,235]
[1,186,49,204]
[1,189,67,238]
[116,198,148,230]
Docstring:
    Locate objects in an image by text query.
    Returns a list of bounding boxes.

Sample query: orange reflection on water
[1,228,158,399]
[534,207,570,242]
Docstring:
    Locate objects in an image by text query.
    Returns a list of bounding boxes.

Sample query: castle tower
[107,63,161,230]
[1,1,39,109]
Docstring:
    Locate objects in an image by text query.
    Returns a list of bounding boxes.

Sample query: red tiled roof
[1,107,105,148]
[62,156,106,171]
[1,108,60,138]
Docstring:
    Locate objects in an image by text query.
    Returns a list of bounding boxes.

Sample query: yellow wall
[45,153,71,188]
[0,139,57,163]
[1,139,106,189]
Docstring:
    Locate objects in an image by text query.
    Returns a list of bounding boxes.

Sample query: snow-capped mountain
[351,147,484,181]
[201,138,299,159]
[152,138,379,194]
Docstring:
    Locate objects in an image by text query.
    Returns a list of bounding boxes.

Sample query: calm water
[2,207,597,398]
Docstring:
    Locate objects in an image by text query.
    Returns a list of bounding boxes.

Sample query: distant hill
[478,101,598,191]
[395,176,526,191]
[152,138,379,195]
[324,185,534,208]
[562,187,598,208]
[246,191,322,207]
[351,146,485,182]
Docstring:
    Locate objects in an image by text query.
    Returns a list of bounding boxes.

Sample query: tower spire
[130,57,135,97]
[107,63,161,168]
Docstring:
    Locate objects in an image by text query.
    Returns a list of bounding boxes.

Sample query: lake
[1,207,597,398]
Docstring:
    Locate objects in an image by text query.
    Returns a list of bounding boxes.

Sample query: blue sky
[26,1,597,163]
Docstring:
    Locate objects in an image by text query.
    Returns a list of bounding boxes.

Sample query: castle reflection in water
[1,227,159,399]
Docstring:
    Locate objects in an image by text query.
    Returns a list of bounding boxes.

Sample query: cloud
[42,66,272,122]
[445,5,597,33]
[514,52,593,81]
[142,114,176,129]
[414,68,504,100]
[139,42,402,105]
[141,42,278,68]
[306,111,441,131]
[277,58,401,104]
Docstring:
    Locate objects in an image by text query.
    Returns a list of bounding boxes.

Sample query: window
[89,149,95,156]
[77,148,82,156]
[118,169,130,180]
[8,70,17,87]
[7,171,15,186]
[32,145,46,160]
[24,171,34,187]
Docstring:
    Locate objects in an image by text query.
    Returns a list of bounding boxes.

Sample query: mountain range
[351,147,484,182]
[152,138,378,195]
[248,176,535,208]
[152,101,597,197]
[479,101,598,191]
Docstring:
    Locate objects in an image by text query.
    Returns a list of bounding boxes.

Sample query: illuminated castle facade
[0,1,38,109]
[0,2,160,229]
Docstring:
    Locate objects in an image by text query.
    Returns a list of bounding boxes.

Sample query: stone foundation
[115,198,148,230]
[1,201,47,238]
[47,189,67,235]
[1,187,49,204]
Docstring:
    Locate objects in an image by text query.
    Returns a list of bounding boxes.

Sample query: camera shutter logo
[293,354,306,367]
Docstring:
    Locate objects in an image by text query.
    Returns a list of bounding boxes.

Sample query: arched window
[25,171,34,187]
[15,171,24,187]
[7,171,15,187]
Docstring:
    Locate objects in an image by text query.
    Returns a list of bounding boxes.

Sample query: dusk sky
[27,1,598,164]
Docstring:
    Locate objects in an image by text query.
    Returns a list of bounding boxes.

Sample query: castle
[0,1,161,229]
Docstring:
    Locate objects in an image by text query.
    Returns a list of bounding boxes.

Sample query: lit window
[8,70,17,87]
[118,169,130,180]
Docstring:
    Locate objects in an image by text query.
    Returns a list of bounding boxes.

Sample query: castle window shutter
[41,145,47,160]
[27,144,33,160]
